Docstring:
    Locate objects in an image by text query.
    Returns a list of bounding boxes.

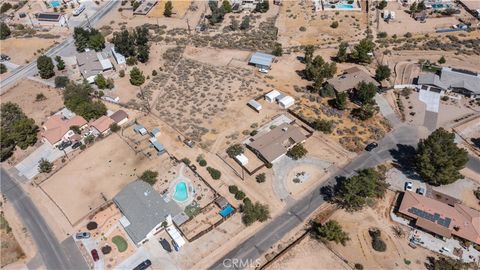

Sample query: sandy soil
[40,134,168,224]
[266,236,350,270]
[148,0,192,18]
[1,79,64,126]
[327,190,436,269]
[0,37,57,64]
[276,1,366,46]
[0,202,28,269]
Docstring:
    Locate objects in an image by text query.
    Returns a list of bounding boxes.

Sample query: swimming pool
[173,181,188,202]
[336,3,354,8]
[50,0,61,8]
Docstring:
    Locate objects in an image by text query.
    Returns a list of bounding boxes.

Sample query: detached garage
[265,90,281,103]
[247,100,262,112]
[279,96,295,109]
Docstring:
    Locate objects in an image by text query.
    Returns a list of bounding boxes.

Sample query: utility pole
[84,13,91,28]
[186,18,191,34]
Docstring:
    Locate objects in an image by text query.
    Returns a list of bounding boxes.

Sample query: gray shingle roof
[113,181,182,244]
[418,67,480,95]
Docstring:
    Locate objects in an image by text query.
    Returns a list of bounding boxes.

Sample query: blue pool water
[219,204,234,218]
[50,0,61,8]
[336,4,354,8]
[431,3,446,9]
[173,181,188,202]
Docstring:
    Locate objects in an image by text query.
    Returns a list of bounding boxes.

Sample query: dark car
[72,141,83,149]
[75,232,90,239]
[0,54,10,61]
[365,142,378,151]
[133,259,152,270]
[58,140,72,150]
[91,249,99,262]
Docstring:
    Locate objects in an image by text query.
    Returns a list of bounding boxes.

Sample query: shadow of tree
[389,144,421,180]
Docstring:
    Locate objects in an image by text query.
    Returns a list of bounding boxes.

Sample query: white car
[73,4,85,16]
[258,68,269,74]
[405,182,413,191]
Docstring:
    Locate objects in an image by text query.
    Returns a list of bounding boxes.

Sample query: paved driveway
[419,90,441,113]
[15,143,68,180]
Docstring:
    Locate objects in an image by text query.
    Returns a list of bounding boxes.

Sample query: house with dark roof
[417,67,480,98]
[113,181,182,245]
[398,191,480,245]
[248,123,307,163]
[325,67,380,93]
[109,110,129,126]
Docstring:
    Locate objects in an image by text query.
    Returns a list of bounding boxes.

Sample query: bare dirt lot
[277,1,366,46]
[0,210,25,268]
[1,37,58,65]
[326,190,436,269]
[40,134,168,224]
[266,235,350,270]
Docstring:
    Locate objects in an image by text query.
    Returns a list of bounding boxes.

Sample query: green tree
[140,170,158,185]
[351,103,377,120]
[54,76,69,88]
[0,2,12,13]
[69,125,81,134]
[88,31,105,51]
[256,173,266,183]
[415,128,468,185]
[164,0,173,17]
[350,38,375,64]
[438,56,446,64]
[314,220,350,246]
[0,102,38,161]
[95,74,108,89]
[38,158,53,173]
[136,45,150,63]
[73,27,105,52]
[208,1,226,24]
[427,257,469,270]
[375,65,391,81]
[409,2,417,13]
[37,55,55,79]
[55,56,65,71]
[109,123,120,133]
[305,56,337,91]
[311,119,334,134]
[356,81,378,104]
[334,92,348,110]
[241,199,270,226]
[240,16,250,30]
[286,144,308,160]
[63,82,107,120]
[73,27,89,51]
[334,168,388,211]
[377,0,387,10]
[320,84,335,97]
[254,0,269,13]
[222,0,232,13]
[207,167,222,179]
[272,42,283,56]
[0,63,7,74]
[226,143,244,158]
[304,45,314,64]
[112,30,135,57]
[330,21,339,28]
[336,41,349,62]
[0,22,11,40]
[417,0,426,11]
[129,67,145,86]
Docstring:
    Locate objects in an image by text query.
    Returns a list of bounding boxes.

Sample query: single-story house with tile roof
[248,123,307,163]
[325,67,380,93]
[417,67,480,98]
[249,52,275,70]
[398,191,480,245]
[42,115,88,146]
[113,180,182,245]
[109,110,129,126]
[90,115,114,136]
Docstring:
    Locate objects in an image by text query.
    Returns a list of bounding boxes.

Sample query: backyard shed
[249,52,275,70]
[265,90,281,103]
[235,154,249,166]
[151,128,161,137]
[275,93,286,103]
[215,196,229,209]
[279,96,295,109]
[247,100,262,112]
[133,124,148,135]
[111,47,126,65]
[149,137,165,154]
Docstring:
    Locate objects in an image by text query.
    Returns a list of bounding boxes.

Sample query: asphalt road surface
[209,124,480,270]
[0,168,88,270]
[0,0,119,92]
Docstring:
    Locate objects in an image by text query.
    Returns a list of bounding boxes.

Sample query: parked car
[0,54,10,61]
[72,141,83,149]
[91,249,99,262]
[416,187,425,195]
[405,182,413,191]
[75,232,90,239]
[72,4,85,16]
[365,142,378,151]
[58,140,72,150]
[408,242,417,249]
[133,259,152,270]
[258,68,269,74]
[183,139,194,148]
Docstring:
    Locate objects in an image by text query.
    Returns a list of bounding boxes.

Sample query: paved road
[0,0,119,92]
[209,124,479,270]
[0,168,88,270]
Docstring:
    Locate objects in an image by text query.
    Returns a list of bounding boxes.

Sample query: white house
[265,90,281,103]
[279,96,295,109]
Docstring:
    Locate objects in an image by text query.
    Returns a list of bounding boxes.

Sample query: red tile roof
[42,115,87,144]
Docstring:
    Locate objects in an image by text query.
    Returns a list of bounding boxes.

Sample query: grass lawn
[112,235,128,252]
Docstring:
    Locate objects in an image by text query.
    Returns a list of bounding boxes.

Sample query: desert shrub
[38,158,53,173]
[198,159,207,167]
[256,173,266,183]
[354,263,364,270]
[226,143,244,158]
[36,93,47,101]
[86,221,98,230]
[286,144,308,160]
[235,190,246,200]
[181,157,191,165]
[101,245,112,255]
[330,21,339,28]
[228,185,239,194]
[140,170,158,185]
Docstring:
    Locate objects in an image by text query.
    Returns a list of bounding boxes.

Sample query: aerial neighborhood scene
[1,0,480,269]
